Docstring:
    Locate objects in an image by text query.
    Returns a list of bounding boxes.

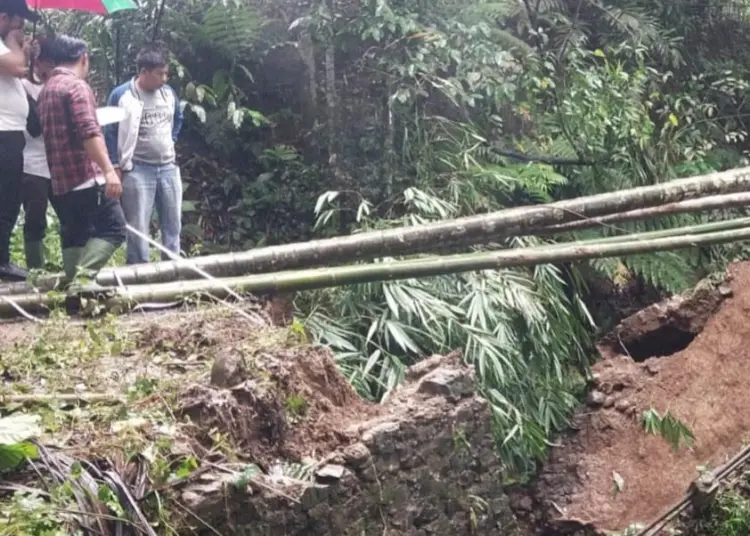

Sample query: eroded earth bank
[4,263,750,534]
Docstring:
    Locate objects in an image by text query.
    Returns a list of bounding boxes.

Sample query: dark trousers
[0,131,25,265]
[52,184,127,249]
[22,174,52,243]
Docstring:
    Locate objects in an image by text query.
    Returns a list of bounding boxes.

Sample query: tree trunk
[4,223,750,318]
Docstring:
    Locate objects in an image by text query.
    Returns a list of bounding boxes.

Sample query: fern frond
[623,252,693,293]
[201,4,262,57]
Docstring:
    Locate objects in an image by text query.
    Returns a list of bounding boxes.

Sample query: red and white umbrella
[28,0,137,15]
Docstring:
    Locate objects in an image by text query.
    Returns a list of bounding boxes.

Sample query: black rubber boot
[0,263,28,282]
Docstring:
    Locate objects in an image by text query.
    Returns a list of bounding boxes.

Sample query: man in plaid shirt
[37,35,126,281]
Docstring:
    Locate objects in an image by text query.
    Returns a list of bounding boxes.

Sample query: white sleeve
[0,39,10,56]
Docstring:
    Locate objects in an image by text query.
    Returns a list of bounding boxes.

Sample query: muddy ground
[528,261,750,533]
[4,263,750,534]
[0,302,380,466]
[0,300,521,534]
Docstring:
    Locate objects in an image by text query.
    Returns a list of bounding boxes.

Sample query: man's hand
[104,169,122,199]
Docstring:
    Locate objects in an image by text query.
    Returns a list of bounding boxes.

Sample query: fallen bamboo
[2,166,750,296]
[2,224,750,319]
[545,217,750,248]
[93,167,750,286]
[0,393,126,405]
[537,191,750,234]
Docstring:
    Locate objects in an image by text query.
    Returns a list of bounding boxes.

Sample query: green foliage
[300,122,596,473]
[696,490,750,536]
[640,408,695,451]
[0,491,73,535]
[0,414,41,471]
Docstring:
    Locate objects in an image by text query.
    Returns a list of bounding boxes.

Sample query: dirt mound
[178,351,523,535]
[175,345,377,465]
[130,315,380,465]
[531,262,750,532]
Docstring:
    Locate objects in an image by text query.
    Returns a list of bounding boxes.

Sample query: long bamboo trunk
[93,166,750,285]
[546,217,750,248]
[537,191,750,234]
[3,166,750,296]
[3,224,750,318]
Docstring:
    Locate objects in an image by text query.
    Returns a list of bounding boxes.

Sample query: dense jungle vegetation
[17,0,750,477]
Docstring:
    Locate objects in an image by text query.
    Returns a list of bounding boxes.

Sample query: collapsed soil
[0,303,379,473]
[533,261,750,532]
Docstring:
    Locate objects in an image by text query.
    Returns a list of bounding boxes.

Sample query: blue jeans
[121,162,182,265]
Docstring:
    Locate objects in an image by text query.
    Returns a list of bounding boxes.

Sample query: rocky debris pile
[178,351,522,535]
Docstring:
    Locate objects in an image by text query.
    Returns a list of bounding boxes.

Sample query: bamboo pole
[2,224,749,318]
[2,168,750,297]
[88,166,750,286]
[537,191,750,234]
[0,393,125,405]
[1,215,748,300]
[546,217,750,248]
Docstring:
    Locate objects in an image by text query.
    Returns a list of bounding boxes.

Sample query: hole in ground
[621,324,696,361]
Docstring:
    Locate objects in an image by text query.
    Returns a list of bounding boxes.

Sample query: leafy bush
[297,116,595,474]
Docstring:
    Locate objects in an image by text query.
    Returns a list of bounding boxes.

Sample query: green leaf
[0,442,38,470]
[232,463,260,488]
[0,413,42,444]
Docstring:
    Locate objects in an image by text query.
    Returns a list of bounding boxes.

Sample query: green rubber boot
[24,241,45,270]
[61,247,83,280]
[66,239,118,306]
[75,238,118,277]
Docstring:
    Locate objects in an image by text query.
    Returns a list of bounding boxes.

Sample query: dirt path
[534,262,750,532]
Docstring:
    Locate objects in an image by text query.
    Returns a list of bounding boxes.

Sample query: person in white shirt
[0,0,38,281]
[20,51,53,269]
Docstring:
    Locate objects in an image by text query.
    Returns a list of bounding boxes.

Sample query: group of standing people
[0,0,184,284]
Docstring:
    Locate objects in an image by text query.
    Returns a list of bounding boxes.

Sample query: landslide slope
[530,262,750,533]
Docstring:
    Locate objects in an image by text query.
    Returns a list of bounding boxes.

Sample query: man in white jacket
[104,44,184,265]
[0,0,39,281]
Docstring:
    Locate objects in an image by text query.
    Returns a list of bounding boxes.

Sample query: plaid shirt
[38,67,103,196]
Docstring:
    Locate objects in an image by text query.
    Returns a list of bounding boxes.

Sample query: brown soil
[119,310,383,466]
[533,262,750,532]
[0,304,386,471]
[173,343,379,466]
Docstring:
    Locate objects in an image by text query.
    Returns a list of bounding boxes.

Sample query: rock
[362,421,400,444]
[603,396,615,408]
[417,368,474,400]
[587,390,606,407]
[718,284,733,297]
[178,353,523,536]
[340,442,371,467]
[510,494,534,513]
[210,348,247,388]
[615,399,632,412]
[406,350,462,380]
[315,464,346,481]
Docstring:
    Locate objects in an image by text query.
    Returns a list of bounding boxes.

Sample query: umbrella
[28,0,137,15]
